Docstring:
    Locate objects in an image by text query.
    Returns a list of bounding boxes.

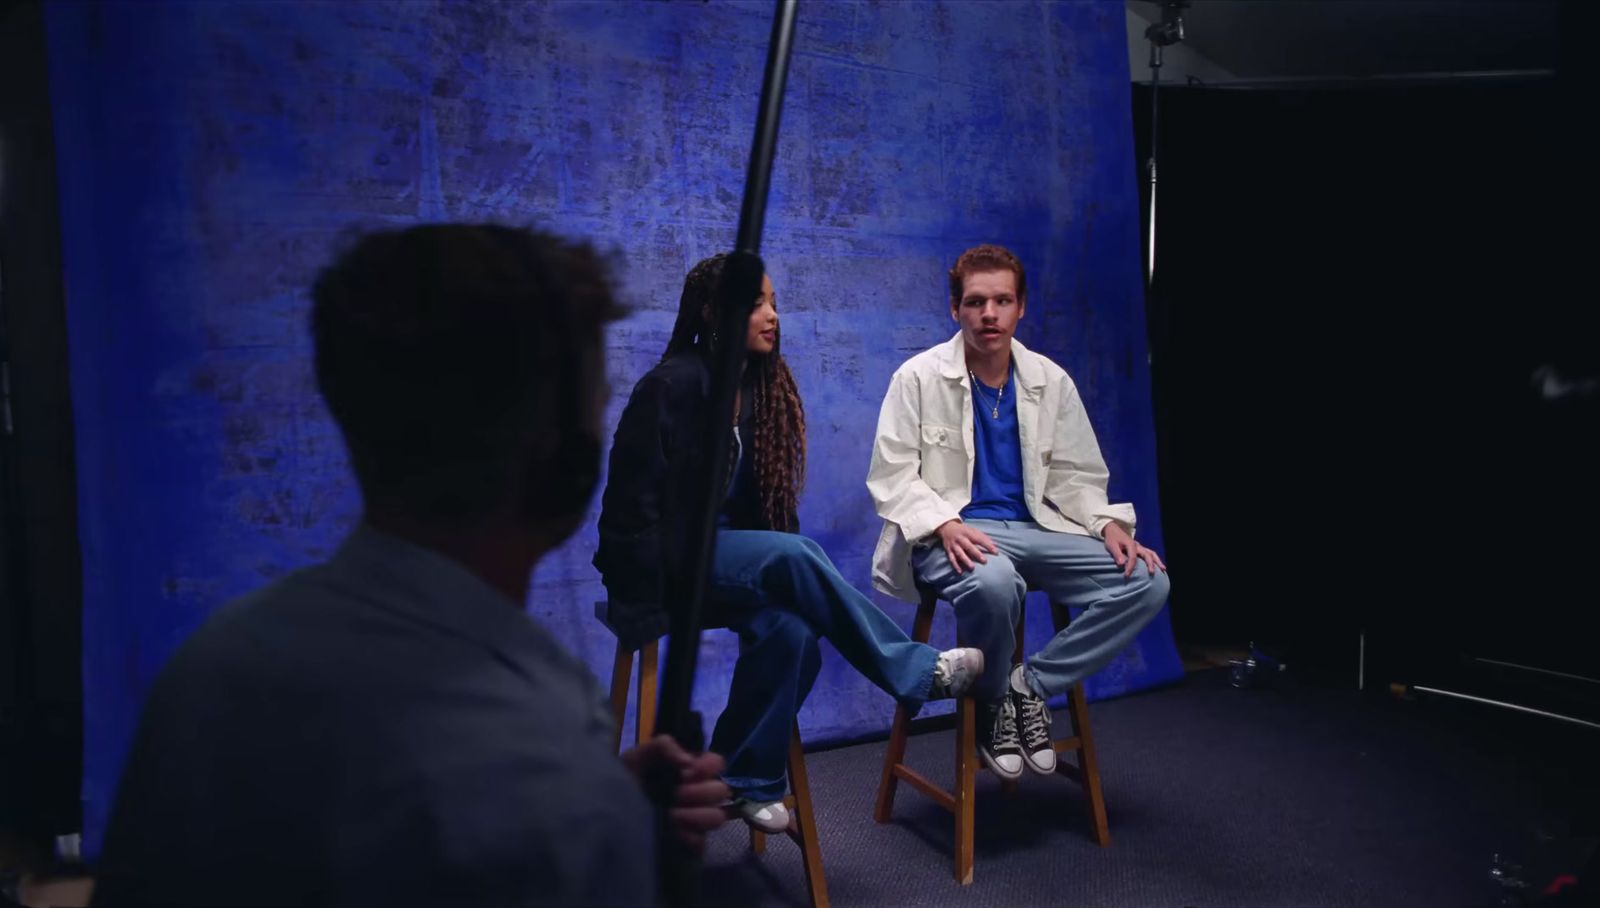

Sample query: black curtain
[1133,74,1595,691]
[1,0,85,852]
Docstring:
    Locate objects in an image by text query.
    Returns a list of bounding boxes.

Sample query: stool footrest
[890,764,957,814]
[874,589,1115,881]
[605,635,829,906]
[1050,735,1083,754]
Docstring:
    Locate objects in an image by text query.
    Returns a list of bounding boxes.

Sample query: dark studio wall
[44,0,1177,852]
[1,0,83,845]
[1133,74,1596,690]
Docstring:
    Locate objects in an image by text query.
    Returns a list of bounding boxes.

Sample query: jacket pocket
[920,423,964,492]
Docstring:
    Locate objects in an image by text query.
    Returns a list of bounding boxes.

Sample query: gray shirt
[92,526,656,907]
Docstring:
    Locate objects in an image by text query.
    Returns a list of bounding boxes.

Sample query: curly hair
[664,253,807,531]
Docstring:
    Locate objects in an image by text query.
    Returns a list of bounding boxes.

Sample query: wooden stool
[872,589,1110,885]
[599,605,829,908]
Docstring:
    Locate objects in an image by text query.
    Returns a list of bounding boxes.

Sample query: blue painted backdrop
[46,0,1179,852]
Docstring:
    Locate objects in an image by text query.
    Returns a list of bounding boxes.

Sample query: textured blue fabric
[47,0,1181,852]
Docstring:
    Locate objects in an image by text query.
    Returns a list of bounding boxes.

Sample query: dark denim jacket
[593,352,793,649]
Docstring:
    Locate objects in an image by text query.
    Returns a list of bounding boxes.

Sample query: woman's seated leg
[709,608,821,813]
[714,529,977,710]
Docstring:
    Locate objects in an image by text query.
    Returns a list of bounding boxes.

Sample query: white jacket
[867,333,1137,601]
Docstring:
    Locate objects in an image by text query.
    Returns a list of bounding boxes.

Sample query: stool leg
[874,595,937,822]
[954,696,977,885]
[786,724,829,908]
[1067,684,1111,846]
[1049,603,1112,846]
[608,644,634,754]
[910,594,937,645]
[875,702,912,823]
[636,640,659,745]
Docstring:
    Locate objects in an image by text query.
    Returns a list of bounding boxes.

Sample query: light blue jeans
[709,530,941,801]
[912,519,1170,703]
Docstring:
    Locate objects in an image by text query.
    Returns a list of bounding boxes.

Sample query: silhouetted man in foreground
[93,225,728,907]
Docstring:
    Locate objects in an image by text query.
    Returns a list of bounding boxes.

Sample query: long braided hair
[663,254,806,532]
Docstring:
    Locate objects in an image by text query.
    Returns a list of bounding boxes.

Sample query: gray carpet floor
[693,669,1594,907]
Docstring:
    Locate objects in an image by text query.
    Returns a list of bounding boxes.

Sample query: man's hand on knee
[936,519,1000,575]
[1102,523,1167,578]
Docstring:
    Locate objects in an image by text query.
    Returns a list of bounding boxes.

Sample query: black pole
[1145,40,1161,288]
[655,0,797,754]
[1143,0,1189,288]
[650,2,798,905]
[729,1,797,257]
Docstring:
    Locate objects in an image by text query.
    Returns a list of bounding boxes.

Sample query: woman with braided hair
[596,254,984,832]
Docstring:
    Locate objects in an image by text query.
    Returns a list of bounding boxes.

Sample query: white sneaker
[929,647,985,700]
[734,798,790,833]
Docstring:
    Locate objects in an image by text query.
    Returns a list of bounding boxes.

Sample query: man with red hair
[868,244,1171,779]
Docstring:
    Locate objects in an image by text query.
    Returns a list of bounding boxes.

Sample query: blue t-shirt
[960,368,1031,522]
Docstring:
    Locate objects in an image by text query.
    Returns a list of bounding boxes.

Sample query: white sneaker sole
[979,747,1025,780]
[1022,750,1057,775]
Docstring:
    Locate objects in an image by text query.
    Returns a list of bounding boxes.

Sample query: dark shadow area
[1133,62,1597,699]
